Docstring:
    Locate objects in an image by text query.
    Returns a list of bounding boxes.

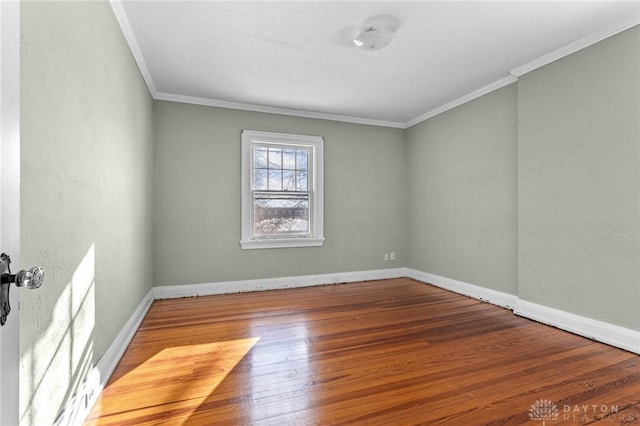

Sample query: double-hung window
[241,130,325,249]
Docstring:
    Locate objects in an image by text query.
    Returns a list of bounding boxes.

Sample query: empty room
[1,0,639,425]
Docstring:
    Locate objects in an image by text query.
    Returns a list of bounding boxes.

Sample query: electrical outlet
[83,388,95,409]
[390,252,396,260]
[384,253,389,261]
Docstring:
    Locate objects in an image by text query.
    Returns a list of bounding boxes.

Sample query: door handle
[0,253,44,325]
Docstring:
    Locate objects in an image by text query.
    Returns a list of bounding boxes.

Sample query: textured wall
[518,27,640,330]
[20,2,154,425]
[405,85,518,294]
[16,2,640,424]
[153,101,406,286]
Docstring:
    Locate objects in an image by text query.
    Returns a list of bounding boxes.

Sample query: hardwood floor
[84,278,640,425]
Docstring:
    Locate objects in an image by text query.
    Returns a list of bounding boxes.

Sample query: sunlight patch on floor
[85,337,260,425]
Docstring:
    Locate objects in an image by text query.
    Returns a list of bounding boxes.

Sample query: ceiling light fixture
[353,27,392,51]
[352,15,398,52]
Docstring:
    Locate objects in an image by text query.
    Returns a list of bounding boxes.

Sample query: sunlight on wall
[20,244,96,425]
[86,337,260,425]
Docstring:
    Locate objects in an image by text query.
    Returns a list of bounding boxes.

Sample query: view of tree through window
[241,129,324,249]
[253,144,311,236]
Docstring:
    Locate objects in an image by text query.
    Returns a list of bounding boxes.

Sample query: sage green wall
[153,101,406,286]
[518,27,640,330]
[20,2,154,425]
[15,3,639,424]
[405,85,518,295]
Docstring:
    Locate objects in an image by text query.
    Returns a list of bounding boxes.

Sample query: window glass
[241,130,324,249]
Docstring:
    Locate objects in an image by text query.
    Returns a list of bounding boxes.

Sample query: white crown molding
[153,268,405,299]
[511,16,640,77]
[403,268,518,309]
[155,14,637,129]
[111,1,638,130]
[404,19,639,127]
[109,0,157,97]
[403,75,518,128]
[514,299,640,355]
[154,92,406,129]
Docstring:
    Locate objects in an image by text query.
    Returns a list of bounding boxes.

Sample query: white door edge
[0,1,22,425]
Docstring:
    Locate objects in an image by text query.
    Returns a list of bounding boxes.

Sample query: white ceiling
[114,1,640,128]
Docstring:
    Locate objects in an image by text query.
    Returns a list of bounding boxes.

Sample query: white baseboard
[403,268,518,309]
[53,369,101,426]
[55,288,155,426]
[59,267,640,426]
[59,268,403,425]
[514,299,640,355]
[153,268,406,299]
[95,288,155,384]
[404,268,639,355]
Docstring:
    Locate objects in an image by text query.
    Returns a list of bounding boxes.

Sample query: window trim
[241,130,325,249]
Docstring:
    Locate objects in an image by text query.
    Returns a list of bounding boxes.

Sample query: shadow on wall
[20,244,96,425]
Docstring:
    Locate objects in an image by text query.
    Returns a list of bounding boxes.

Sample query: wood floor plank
[85,278,640,425]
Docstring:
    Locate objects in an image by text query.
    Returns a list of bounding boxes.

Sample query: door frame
[0,1,22,425]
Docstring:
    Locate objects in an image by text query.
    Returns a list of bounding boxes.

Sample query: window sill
[240,237,325,250]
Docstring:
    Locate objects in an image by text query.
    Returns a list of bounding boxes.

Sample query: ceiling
[114,1,640,128]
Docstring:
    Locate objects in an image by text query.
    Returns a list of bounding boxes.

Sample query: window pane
[296,149,308,170]
[296,171,308,191]
[254,193,310,236]
[241,131,323,248]
[268,169,282,191]
[254,168,267,190]
[268,147,282,168]
[254,147,267,168]
[282,170,296,191]
[282,149,296,170]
